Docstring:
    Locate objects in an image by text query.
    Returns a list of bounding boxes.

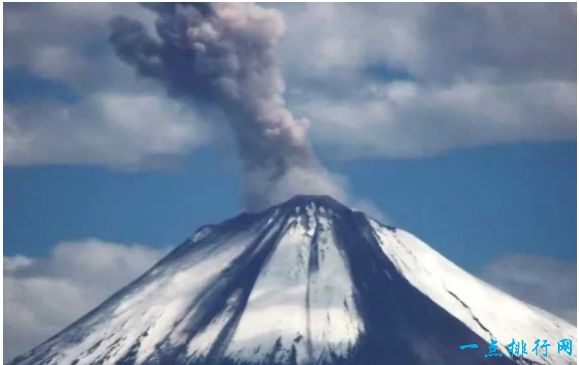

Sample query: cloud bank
[278,3,576,158]
[4,239,168,363]
[4,3,212,170]
[4,2,576,178]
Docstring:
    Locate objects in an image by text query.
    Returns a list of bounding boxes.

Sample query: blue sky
[3,3,577,361]
[5,142,576,273]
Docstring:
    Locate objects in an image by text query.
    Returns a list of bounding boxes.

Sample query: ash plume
[109,3,345,209]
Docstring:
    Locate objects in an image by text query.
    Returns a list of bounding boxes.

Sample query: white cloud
[4,3,156,87]
[294,78,576,158]
[480,254,576,325]
[4,91,211,168]
[4,3,214,169]
[3,239,169,362]
[278,3,577,158]
[277,3,576,82]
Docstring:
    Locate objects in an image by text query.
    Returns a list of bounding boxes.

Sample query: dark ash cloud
[109,3,345,209]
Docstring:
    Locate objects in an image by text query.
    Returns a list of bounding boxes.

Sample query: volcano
[11,196,576,365]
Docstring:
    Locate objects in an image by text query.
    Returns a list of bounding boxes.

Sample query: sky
[3,2,577,362]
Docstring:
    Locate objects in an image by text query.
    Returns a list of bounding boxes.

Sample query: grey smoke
[110,3,345,209]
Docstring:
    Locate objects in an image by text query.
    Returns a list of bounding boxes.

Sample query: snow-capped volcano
[11,196,576,365]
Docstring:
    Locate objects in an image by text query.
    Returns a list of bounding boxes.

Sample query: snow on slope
[13,211,284,365]
[226,204,363,363]
[11,196,577,365]
[370,220,577,365]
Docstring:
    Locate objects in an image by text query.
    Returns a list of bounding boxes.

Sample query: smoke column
[110,3,345,210]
